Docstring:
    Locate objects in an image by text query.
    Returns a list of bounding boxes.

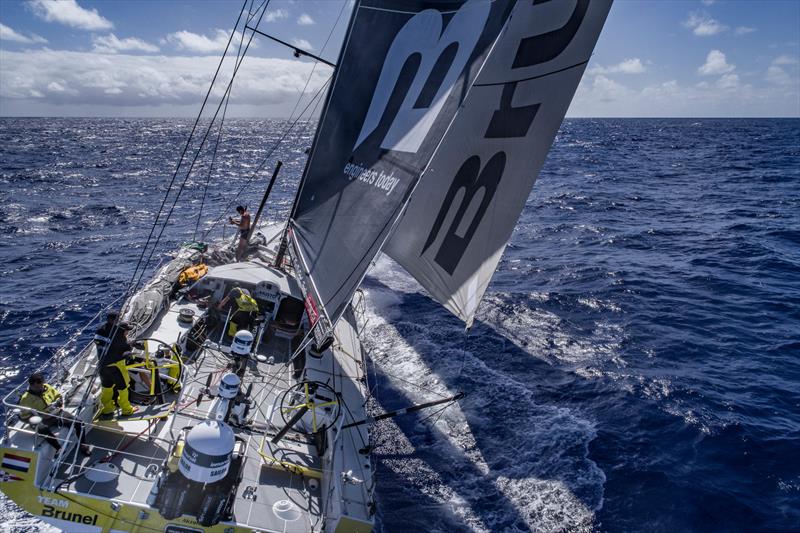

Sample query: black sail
[288,0,515,334]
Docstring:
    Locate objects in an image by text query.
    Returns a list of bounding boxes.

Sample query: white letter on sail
[353,0,490,153]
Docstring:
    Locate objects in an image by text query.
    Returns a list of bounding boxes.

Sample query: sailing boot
[99,386,117,415]
[116,387,138,416]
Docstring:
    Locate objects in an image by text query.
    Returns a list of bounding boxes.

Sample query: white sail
[386,0,613,326]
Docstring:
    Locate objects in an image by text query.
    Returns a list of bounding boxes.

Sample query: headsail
[287,0,517,337]
[385,0,613,326]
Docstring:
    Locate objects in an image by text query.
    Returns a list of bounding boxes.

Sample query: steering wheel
[278,381,341,435]
[135,338,181,360]
[132,338,184,390]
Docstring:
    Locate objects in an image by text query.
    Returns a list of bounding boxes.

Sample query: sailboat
[0,1,611,531]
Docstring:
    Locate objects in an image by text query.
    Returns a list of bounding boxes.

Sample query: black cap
[28,372,44,385]
[107,311,119,322]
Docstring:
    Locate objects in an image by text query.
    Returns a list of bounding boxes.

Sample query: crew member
[229,205,251,261]
[94,312,138,416]
[216,286,259,337]
[19,373,91,455]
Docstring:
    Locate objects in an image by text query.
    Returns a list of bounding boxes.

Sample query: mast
[248,160,282,241]
[273,0,361,270]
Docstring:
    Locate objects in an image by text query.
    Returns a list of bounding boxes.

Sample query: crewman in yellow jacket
[94,312,139,416]
[216,286,259,336]
[19,373,91,454]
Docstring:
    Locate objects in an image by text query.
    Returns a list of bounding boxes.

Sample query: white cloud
[766,55,799,86]
[46,80,76,94]
[684,12,727,36]
[588,57,645,75]
[265,9,289,22]
[716,73,739,89]
[734,26,756,36]
[291,38,313,51]
[640,80,681,101]
[584,75,632,103]
[698,50,734,75]
[616,58,646,74]
[28,0,113,31]
[773,54,799,66]
[297,13,315,26]
[766,65,791,86]
[92,34,158,54]
[165,29,248,54]
[0,48,328,109]
[701,0,716,5]
[0,22,47,44]
[569,74,799,118]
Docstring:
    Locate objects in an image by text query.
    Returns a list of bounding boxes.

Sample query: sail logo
[344,161,400,195]
[421,153,505,274]
[422,0,590,275]
[353,0,489,154]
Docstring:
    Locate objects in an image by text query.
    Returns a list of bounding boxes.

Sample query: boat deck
[2,235,374,532]
[56,300,327,531]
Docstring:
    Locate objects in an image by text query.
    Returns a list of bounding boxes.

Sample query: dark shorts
[239,229,250,240]
[232,311,254,331]
[99,364,127,389]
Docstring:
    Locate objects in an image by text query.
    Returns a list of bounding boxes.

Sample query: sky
[0,0,798,118]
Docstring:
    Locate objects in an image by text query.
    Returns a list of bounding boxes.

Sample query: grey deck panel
[27,236,373,532]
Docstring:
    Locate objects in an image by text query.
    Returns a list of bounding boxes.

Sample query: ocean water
[0,117,798,532]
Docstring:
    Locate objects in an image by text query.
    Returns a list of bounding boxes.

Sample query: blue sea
[0,117,798,532]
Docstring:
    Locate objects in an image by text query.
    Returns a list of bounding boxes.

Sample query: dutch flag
[2,453,31,473]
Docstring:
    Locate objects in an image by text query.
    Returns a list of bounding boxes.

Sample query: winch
[230,329,253,375]
[178,420,235,483]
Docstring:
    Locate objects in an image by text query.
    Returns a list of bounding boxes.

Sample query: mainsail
[287,0,517,337]
[386,0,613,326]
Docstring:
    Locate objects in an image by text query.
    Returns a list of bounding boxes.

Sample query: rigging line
[417,401,452,425]
[131,3,270,291]
[203,78,330,240]
[133,19,260,290]
[200,84,326,242]
[284,0,359,231]
[122,0,250,299]
[288,0,348,122]
[133,0,268,287]
[201,76,332,240]
[245,26,336,68]
[457,327,470,384]
[378,367,449,398]
[192,5,251,241]
[200,0,344,239]
[192,108,226,241]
